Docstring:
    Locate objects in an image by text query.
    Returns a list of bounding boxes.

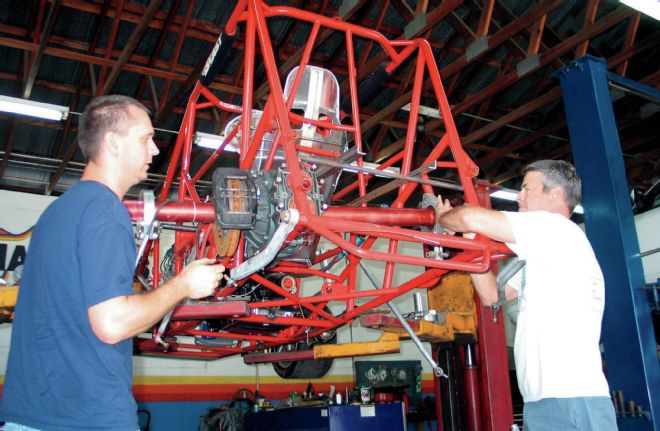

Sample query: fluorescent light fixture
[401,102,442,119]
[193,131,238,153]
[490,187,584,214]
[345,161,401,176]
[0,95,69,121]
[620,0,660,20]
[490,189,519,202]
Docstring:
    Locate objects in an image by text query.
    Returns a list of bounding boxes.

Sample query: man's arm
[470,271,519,306]
[88,258,223,344]
[436,198,519,306]
[437,205,516,244]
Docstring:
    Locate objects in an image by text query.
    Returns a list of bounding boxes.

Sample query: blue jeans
[4,423,42,431]
[523,397,618,431]
[4,423,140,431]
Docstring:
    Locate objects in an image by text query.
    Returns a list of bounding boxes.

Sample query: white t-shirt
[504,211,611,402]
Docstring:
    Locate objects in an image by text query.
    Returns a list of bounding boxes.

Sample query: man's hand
[437,195,478,239]
[437,195,455,235]
[178,258,225,299]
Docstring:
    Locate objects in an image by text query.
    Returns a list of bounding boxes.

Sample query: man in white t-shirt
[438,160,617,431]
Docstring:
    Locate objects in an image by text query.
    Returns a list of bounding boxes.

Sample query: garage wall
[635,206,660,284]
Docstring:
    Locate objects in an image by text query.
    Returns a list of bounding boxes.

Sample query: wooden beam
[462,86,562,145]
[490,64,658,185]
[97,0,125,95]
[100,0,165,95]
[615,12,641,76]
[390,0,415,21]
[133,0,184,101]
[360,0,563,135]
[478,120,564,166]
[607,30,660,75]
[449,7,635,117]
[158,0,192,109]
[0,37,242,95]
[527,14,547,56]
[575,0,599,58]
[476,0,495,37]
[60,0,222,43]
[447,11,476,41]
[415,0,429,14]
[22,0,61,99]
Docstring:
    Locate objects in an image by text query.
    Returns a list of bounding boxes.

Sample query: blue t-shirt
[0,181,138,430]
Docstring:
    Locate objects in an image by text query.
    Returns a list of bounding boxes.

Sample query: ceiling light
[489,187,584,214]
[344,161,401,176]
[620,0,660,20]
[490,188,519,202]
[0,95,69,121]
[401,103,442,119]
[193,131,238,153]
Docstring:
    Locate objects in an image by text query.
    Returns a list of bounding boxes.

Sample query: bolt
[322,204,328,211]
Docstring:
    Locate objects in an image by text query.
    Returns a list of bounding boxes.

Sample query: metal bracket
[338,0,359,17]
[516,54,540,78]
[405,14,426,39]
[466,37,489,62]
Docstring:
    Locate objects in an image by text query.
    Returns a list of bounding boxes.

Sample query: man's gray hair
[78,95,149,162]
[524,160,582,212]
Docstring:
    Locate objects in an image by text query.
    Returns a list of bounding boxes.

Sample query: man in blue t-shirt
[0,95,225,431]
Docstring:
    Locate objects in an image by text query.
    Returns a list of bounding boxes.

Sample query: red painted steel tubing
[243,349,315,364]
[324,207,435,226]
[124,200,436,226]
[124,200,216,223]
[464,344,482,431]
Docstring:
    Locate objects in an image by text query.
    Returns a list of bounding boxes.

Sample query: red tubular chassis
[125,0,511,368]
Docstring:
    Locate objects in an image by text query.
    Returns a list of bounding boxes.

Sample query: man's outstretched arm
[437,205,516,244]
[88,258,224,344]
[436,199,519,305]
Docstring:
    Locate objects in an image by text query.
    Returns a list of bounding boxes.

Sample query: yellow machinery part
[427,271,478,338]
[0,284,19,323]
[313,332,400,359]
